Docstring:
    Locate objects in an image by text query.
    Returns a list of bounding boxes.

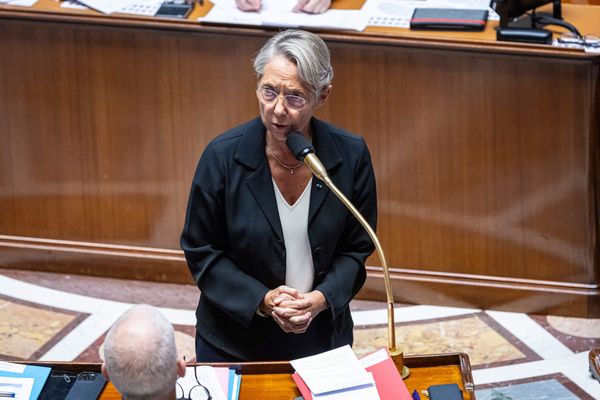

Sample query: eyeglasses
[257,87,310,110]
[175,366,212,400]
[556,32,600,49]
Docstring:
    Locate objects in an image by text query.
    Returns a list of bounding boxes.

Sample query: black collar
[234,117,343,173]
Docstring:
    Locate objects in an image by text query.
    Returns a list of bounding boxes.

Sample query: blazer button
[316,271,326,279]
[312,246,323,255]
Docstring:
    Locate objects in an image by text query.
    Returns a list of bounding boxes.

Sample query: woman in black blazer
[181,29,377,362]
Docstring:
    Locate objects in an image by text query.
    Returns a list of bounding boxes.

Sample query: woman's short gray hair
[253,29,333,96]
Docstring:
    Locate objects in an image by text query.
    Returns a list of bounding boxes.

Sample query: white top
[273,178,314,293]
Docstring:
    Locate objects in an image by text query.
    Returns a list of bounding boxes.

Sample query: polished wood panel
[317,34,599,316]
[0,2,599,316]
[29,353,476,399]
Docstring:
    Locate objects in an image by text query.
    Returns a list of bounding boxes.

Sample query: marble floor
[1,268,599,399]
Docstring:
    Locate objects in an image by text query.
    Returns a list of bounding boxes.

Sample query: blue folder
[0,364,52,400]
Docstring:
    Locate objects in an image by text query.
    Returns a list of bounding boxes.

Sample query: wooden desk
[1,0,599,317]
[32,353,476,399]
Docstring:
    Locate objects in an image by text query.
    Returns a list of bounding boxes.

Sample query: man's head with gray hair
[253,29,334,98]
[101,305,186,400]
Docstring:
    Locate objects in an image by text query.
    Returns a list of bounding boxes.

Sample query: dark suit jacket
[180,117,377,360]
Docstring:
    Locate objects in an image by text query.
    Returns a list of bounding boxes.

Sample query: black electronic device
[496,27,552,43]
[428,383,464,400]
[64,372,107,400]
[155,0,193,18]
[491,0,583,44]
[494,0,561,28]
[410,8,488,31]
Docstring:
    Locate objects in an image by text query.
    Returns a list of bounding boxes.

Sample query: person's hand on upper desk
[293,0,331,14]
[235,0,260,11]
[235,0,331,14]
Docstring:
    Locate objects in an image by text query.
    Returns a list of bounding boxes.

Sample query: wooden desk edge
[25,352,476,393]
[1,4,599,61]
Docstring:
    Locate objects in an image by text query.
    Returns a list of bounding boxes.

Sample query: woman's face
[257,55,330,142]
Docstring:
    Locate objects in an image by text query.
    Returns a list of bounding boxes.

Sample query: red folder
[363,349,412,400]
[292,349,411,400]
[291,372,313,400]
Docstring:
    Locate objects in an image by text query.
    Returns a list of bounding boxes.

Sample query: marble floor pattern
[1,269,599,399]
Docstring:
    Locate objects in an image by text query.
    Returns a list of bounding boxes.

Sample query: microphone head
[286,132,314,161]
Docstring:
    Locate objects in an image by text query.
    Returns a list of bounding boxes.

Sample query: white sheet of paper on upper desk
[363,0,498,28]
[291,345,373,395]
[61,0,162,15]
[119,0,162,16]
[76,0,140,14]
[0,0,37,7]
[202,0,369,31]
[61,1,88,9]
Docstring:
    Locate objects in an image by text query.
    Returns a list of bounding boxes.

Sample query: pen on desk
[0,392,16,399]
[412,389,422,400]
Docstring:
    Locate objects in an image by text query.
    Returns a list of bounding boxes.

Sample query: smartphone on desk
[155,0,193,18]
[428,383,463,400]
[64,372,107,400]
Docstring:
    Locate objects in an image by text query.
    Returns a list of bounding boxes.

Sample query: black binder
[410,8,489,31]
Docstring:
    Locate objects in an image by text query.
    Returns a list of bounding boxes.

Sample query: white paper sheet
[0,0,37,6]
[61,1,89,9]
[176,366,227,400]
[0,362,25,374]
[119,0,163,16]
[201,0,369,31]
[291,345,372,395]
[314,372,379,399]
[63,0,163,15]
[0,377,34,400]
[77,0,135,14]
[359,348,389,368]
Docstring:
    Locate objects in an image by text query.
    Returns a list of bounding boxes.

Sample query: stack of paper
[291,345,378,399]
[0,361,51,400]
[292,347,412,400]
[200,0,369,31]
[176,366,241,400]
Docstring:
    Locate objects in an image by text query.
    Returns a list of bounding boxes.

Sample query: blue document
[0,363,51,400]
[227,369,241,400]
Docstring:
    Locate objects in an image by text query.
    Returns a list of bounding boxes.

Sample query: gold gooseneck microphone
[286,132,409,378]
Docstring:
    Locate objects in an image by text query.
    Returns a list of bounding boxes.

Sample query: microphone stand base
[390,351,410,379]
[400,365,410,379]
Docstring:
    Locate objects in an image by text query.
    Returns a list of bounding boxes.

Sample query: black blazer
[181,117,377,360]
